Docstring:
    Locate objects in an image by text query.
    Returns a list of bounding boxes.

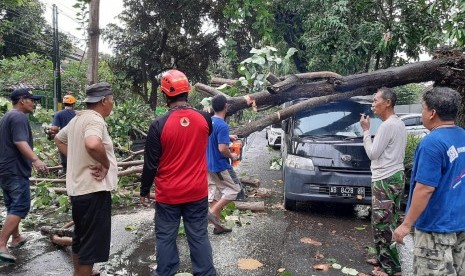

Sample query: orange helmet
[63,95,76,104]
[160,70,191,96]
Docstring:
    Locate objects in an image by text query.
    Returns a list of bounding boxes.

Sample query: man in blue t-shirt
[52,94,76,173]
[206,95,242,235]
[0,88,48,263]
[393,87,465,275]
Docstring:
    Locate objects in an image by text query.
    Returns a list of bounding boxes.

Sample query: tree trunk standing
[148,79,159,110]
[141,61,148,100]
[87,0,100,85]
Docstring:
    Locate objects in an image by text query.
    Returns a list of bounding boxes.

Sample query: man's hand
[89,163,109,181]
[392,223,411,245]
[140,194,151,207]
[229,135,238,142]
[359,114,370,131]
[32,159,49,174]
[230,152,239,161]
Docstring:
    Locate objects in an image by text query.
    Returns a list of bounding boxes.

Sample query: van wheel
[284,195,297,211]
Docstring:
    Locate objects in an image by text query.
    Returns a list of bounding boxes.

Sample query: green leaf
[124,225,138,231]
[354,225,367,230]
[341,267,358,275]
[251,55,266,65]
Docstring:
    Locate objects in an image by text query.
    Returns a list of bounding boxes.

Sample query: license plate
[329,186,365,198]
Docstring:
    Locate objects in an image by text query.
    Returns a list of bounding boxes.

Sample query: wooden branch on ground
[121,149,145,162]
[233,201,265,211]
[30,186,154,199]
[133,127,147,138]
[118,166,142,176]
[30,178,66,183]
[40,226,73,237]
[46,165,63,171]
[118,160,144,168]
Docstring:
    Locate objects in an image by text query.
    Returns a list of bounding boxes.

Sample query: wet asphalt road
[0,130,375,276]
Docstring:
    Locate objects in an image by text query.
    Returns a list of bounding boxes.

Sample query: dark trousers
[154,197,216,276]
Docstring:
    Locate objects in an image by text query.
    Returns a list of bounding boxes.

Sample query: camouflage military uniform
[372,171,404,275]
[414,229,465,275]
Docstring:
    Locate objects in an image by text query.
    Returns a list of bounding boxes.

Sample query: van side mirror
[282,119,289,133]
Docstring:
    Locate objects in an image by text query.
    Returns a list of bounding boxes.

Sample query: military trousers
[414,229,465,275]
[372,171,404,275]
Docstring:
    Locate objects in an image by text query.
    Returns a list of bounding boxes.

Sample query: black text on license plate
[329,186,365,198]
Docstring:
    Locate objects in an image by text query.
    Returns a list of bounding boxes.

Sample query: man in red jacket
[140,70,216,276]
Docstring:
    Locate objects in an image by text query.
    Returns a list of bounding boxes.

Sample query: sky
[39,0,123,55]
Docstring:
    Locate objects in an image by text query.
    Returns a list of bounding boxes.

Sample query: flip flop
[8,236,29,249]
[0,250,16,263]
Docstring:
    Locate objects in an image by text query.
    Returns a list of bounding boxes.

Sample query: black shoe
[213,227,232,235]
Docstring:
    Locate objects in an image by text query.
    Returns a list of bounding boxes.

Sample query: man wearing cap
[55,82,118,276]
[52,94,77,174]
[0,88,48,263]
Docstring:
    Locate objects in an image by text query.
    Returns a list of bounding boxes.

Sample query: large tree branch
[231,88,372,137]
[196,56,465,117]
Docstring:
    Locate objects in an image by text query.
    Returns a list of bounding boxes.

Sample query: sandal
[0,250,16,263]
[8,235,29,249]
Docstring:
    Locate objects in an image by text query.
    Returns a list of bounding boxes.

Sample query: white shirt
[363,115,407,181]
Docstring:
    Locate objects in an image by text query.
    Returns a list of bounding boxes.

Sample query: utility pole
[52,4,62,111]
[87,0,100,85]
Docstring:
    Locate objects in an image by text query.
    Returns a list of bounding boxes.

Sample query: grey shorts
[414,228,465,275]
[208,170,241,202]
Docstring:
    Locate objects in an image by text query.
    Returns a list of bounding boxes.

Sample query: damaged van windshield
[293,100,382,138]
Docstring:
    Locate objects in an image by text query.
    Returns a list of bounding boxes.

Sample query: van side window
[403,118,417,126]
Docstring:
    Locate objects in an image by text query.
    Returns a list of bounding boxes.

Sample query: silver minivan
[281,98,382,210]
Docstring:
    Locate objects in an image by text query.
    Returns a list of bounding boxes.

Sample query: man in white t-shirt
[360,87,407,276]
[55,82,118,276]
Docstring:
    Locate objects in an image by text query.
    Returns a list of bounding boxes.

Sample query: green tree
[429,0,465,47]
[269,0,446,74]
[219,0,274,73]
[104,0,223,110]
[0,0,73,60]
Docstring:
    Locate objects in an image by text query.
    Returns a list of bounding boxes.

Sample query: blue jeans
[0,175,31,218]
[154,197,216,276]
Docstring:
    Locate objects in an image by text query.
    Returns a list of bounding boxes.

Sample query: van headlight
[285,154,315,171]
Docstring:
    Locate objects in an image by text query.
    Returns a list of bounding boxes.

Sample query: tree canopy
[104,0,223,109]
[0,0,73,60]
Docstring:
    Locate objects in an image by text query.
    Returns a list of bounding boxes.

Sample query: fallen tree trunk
[233,201,265,211]
[195,56,465,130]
[231,88,370,137]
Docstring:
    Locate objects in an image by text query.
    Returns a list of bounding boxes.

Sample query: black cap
[10,88,42,101]
[84,82,113,103]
